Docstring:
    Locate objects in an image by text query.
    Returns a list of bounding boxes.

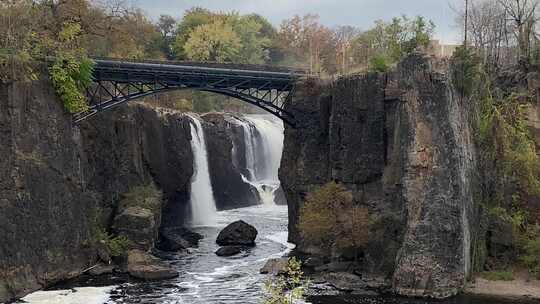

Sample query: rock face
[0,81,96,302]
[216,220,258,246]
[0,81,195,301]
[79,105,194,230]
[280,55,476,298]
[126,250,179,280]
[112,185,163,251]
[201,113,259,209]
[260,258,289,275]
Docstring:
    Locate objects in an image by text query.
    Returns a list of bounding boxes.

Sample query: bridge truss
[73,59,305,126]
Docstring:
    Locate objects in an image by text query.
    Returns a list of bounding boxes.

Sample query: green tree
[183,19,241,62]
[173,7,213,59]
[226,14,271,64]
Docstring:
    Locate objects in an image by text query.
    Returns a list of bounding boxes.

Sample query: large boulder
[216,220,258,246]
[157,227,203,252]
[126,250,179,280]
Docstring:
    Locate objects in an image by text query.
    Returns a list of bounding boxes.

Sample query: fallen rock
[260,258,289,275]
[88,263,115,276]
[157,227,203,252]
[215,246,243,257]
[216,220,257,246]
[127,250,179,280]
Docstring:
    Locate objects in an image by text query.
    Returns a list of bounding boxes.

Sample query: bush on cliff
[457,48,540,276]
[520,224,540,279]
[298,182,370,259]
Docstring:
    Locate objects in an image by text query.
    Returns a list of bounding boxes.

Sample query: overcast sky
[134,0,464,44]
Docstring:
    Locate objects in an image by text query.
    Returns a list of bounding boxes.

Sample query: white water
[21,286,115,304]
[234,115,284,206]
[187,114,217,226]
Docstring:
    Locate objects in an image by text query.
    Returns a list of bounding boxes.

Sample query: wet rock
[127,250,179,280]
[113,206,157,251]
[260,258,288,275]
[202,113,260,209]
[215,246,243,257]
[157,227,203,252]
[315,262,354,273]
[216,220,257,246]
[88,263,115,276]
[323,272,366,292]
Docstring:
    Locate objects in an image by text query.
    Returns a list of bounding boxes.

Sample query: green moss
[119,184,162,214]
[94,229,132,257]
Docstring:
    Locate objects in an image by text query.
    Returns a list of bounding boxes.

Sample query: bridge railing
[91,57,308,75]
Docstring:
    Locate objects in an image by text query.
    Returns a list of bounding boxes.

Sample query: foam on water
[21,286,115,304]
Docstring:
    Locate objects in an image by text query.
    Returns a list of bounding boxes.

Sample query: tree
[498,0,539,64]
[298,182,370,259]
[157,14,176,59]
[183,19,241,62]
[173,7,213,59]
[334,25,359,74]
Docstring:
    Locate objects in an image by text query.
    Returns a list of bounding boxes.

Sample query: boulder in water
[127,250,179,280]
[157,227,203,252]
[215,246,244,257]
[216,220,258,246]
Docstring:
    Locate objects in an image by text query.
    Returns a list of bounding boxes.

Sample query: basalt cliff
[280,55,477,298]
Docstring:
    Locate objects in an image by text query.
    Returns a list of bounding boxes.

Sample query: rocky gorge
[1,54,539,303]
[0,78,283,302]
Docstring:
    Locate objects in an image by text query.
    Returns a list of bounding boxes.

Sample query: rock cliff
[201,113,259,209]
[280,55,476,298]
[0,81,96,301]
[0,79,265,301]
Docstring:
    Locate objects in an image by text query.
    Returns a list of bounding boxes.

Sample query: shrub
[520,224,540,279]
[480,270,514,281]
[450,45,480,97]
[119,184,162,213]
[49,56,94,113]
[370,54,390,73]
[263,257,307,304]
[93,229,132,257]
[298,182,370,258]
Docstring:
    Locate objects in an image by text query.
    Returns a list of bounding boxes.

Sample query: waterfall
[234,115,284,205]
[187,114,217,226]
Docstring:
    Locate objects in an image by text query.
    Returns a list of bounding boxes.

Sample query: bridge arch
[73,59,304,126]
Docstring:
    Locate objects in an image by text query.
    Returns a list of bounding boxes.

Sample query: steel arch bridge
[73,59,306,126]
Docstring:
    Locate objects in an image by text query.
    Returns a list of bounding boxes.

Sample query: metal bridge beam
[73,59,304,126]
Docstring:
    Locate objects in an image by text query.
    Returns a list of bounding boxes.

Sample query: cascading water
[187,114,217,226]
[234,115,284,205]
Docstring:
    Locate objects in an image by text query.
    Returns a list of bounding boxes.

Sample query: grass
[480,270,515,281]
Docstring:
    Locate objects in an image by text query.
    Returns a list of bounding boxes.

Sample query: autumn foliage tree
[298,182,370,260]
